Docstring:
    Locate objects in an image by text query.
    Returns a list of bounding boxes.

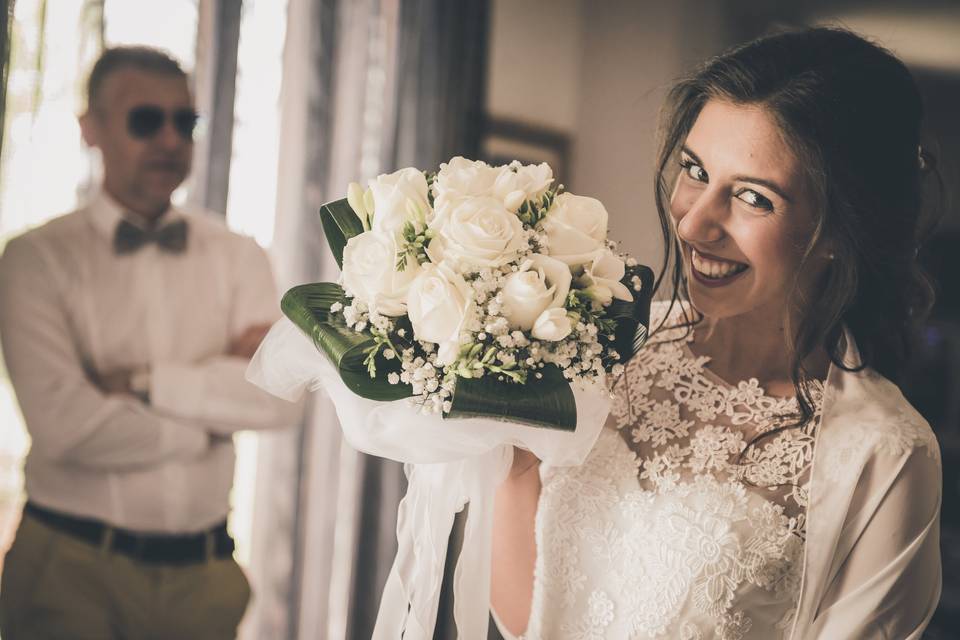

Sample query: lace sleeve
[810,429,941,639]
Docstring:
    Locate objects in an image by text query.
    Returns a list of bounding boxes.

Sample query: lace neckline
[613,321,826,535]
[671,326,825,409]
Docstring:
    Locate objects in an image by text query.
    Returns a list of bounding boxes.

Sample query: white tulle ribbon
[246,318,611,639]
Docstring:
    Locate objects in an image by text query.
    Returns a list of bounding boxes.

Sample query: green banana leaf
[447,364,577,431]
[606,264,655,367]
[319,198,365,268]
[281,282,413,401]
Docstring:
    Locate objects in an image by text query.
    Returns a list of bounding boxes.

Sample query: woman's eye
[736,188,774,211]
[680,159,707,183]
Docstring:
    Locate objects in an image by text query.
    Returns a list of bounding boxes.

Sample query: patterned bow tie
[114,218,188,255]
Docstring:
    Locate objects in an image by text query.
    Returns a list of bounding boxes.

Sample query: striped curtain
[0,0,14,162]
[256,0,490,637]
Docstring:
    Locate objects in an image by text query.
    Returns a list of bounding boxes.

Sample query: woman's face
[670,99,822,326]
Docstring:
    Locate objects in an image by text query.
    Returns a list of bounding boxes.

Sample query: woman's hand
[509,446,541,479]
[492,446,542,636]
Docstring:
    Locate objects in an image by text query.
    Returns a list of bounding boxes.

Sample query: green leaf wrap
[446,364,577,431]
[319,198,365,268]
[280,282,413,401]
[607,264,655,367]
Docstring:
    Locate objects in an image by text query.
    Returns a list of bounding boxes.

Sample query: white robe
[787,337,941,638]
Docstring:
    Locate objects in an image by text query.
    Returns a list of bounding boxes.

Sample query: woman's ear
[814,237,836,262]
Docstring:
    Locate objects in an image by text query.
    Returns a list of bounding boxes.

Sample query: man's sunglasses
[127,105,199,141]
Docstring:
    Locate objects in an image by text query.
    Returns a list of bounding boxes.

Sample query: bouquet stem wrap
[247,318,612,639]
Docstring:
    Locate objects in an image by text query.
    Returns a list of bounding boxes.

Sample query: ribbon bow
[114,218,188,255]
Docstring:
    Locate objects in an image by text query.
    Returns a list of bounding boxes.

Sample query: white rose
[340,230,420,316]
[531,307,573,342]
[427,196,526,270]
[500,254,572,330]
[369,167,431,233]
[540,193,609,267]
[407,263,475,366]
[577,252,634,306]
[432,156,505,208]
[492,161,553,211]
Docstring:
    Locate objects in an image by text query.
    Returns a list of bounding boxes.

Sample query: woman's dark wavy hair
[653,27,941,441]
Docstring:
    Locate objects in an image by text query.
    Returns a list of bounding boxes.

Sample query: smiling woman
[646,26,942,637]
[492,26,942,640]
[669,100,828,378]
[654,26,939,417]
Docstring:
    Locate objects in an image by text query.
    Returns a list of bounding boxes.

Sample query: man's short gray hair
[86,46,188,110]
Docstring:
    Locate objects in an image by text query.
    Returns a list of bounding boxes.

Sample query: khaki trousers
[0,511,251,640]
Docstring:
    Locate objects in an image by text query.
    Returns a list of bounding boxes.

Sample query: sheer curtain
[189,0,241,216]
[1,0,12,162]
[386,0,488,170]
[250,1,490,638]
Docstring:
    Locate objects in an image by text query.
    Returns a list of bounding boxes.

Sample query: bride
[491,27,942,639]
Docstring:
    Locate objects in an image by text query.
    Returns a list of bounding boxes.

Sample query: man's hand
[89,369,133,395]
[228,323,272,359]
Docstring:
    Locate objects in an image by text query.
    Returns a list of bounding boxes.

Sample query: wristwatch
[130,368,151,404]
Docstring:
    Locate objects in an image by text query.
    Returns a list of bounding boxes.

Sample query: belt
[24,502,235,565]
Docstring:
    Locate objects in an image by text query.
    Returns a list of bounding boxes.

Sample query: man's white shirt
[0,190,300,533]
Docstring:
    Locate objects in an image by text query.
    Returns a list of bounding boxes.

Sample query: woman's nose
[674,189,726,245]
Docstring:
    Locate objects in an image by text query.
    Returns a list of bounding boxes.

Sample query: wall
[486,0,583,132]
[486,0,732,277]
[486,1,959,274]
[569,1,729,268]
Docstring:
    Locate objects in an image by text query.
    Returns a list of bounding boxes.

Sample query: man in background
[0,46,299,639]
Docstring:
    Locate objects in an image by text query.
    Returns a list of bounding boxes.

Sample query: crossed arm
[91,322,270,392]
[0,235,302,471]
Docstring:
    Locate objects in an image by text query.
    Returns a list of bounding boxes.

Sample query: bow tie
[114,218,188,255]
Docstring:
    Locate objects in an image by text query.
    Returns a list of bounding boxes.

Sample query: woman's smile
[689,247,750,287]
[669,100,819,320]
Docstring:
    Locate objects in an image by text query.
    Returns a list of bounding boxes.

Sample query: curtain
[385,0,489,171]
[239,0,340,637]
[347,2,490,639]
[253,1,490,637]
[190,0,242,215]
[0,0,14,162]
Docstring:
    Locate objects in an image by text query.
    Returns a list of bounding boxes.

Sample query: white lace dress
[251,307,941,639]
[510,314,825,640]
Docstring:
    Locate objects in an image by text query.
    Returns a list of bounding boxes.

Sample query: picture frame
[479,116,571,184]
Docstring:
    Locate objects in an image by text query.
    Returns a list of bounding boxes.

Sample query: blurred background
[0,0,956,638]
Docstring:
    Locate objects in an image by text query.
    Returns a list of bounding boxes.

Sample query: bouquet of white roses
[248,156,653,639]
[281,156,653,429]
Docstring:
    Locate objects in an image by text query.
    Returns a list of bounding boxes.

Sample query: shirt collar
[86,189,182,241]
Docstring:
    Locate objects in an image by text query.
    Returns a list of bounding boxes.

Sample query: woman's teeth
[691,250,748,280]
